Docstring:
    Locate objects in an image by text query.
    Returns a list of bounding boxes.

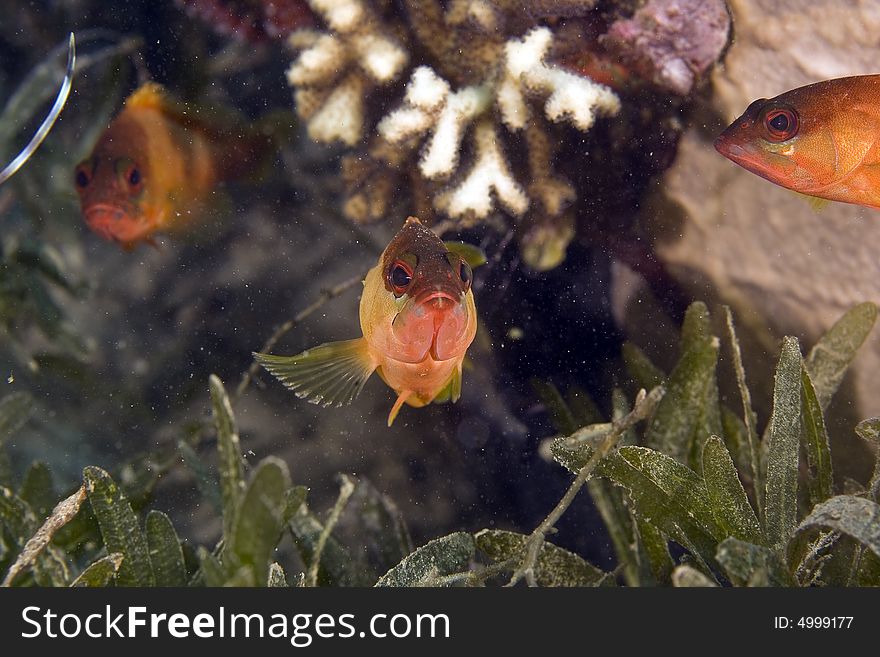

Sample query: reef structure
[284,0,730,270]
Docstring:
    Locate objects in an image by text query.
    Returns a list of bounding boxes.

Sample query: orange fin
[254,338,376,408]
[388,390,413,426]
[125,82,174,113]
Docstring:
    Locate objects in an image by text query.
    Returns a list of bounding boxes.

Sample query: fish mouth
[714,132,752,161]
[390,290,469,362]
[715,132,798,184]
[414,290,458,309]
[714,133,768,172]
[84,203,147,245]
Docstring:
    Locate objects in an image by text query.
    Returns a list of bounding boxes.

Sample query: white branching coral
[378,67,492,180]
[435,120,529,219]
[286,0,408,145]
[500,27,621,132]
[376,26,619,222]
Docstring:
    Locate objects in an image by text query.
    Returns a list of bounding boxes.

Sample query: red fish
[255,217,479,426]
[74,83,271,250]
[716,75,880,209]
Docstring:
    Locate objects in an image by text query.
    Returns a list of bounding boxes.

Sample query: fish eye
[74,167,90,189]
[116,159,143,192]
[459,261,472,290]
[388,260,413,295]
[763,106,799,142]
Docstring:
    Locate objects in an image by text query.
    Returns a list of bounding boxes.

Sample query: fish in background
[715,75,880,210]
[255,217,480,427]
[74,82,275,250]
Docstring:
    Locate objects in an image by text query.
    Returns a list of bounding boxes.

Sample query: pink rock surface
[603,0,731,95]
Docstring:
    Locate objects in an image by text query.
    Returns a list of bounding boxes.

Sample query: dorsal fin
[124,82,277,181]
[125,82,176,113]
[125,82,236,137]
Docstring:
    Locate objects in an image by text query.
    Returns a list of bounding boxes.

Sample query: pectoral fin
[254,338,376,408]
[432,363,463,404]
[793,191,830,212]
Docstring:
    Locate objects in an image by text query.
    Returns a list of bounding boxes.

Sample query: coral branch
[504,27,620,131]
[436,120,529,220]
[283,1,699,270]
[286,0,408,145]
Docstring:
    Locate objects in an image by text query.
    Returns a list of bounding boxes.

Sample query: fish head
[715,83,865,194]
[361,217,477,364]
[74,115,156,248]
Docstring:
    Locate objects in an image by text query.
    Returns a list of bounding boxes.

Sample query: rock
[603,0,731,96]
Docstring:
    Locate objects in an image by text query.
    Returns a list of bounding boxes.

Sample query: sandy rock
[653,0,880,450]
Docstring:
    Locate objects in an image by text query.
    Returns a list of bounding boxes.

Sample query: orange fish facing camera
[74,83,270,250]
[255,217,479,426]
[715,74,880,210]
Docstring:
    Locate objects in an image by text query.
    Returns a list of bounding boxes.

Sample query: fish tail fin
[387,390,413,427]
[254,338,376,408]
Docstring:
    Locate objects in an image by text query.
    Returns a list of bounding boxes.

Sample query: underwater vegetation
[2,300,879,587]
[0,34,75,186]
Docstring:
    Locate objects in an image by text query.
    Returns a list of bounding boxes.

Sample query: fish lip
[84,203,148,245]
[713,132,731,154]
[714,134,761,167]
[84,203,127,222]
[414,290,460,308]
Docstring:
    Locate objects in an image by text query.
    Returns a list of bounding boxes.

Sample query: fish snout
[416,290,458,310]
[84,204,141,243]
[713,132,730,154]
[713,132,759,166]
